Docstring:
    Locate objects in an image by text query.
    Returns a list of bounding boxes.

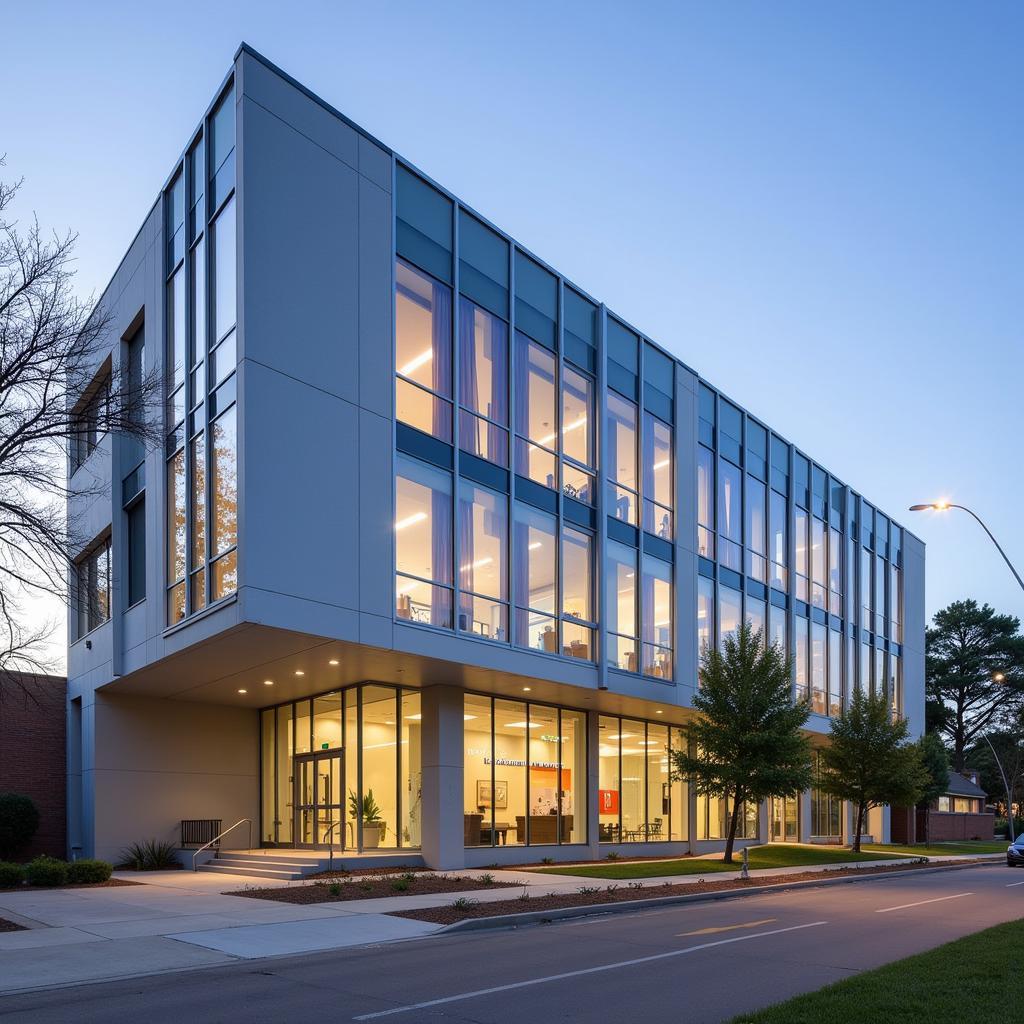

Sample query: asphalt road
[3,864,1023,1023]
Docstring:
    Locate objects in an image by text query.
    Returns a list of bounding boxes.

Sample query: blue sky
[5,1,1022,666]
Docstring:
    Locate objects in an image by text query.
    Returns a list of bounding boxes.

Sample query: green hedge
[67,859,113,884]
[0,861,24,887]
[24,855,68,887]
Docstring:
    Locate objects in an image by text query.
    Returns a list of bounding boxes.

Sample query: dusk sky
[5,1,1022,668]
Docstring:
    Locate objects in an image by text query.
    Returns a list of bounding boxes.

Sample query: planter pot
[362,823,384,849]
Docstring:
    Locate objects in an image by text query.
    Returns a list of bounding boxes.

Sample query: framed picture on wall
[477,779,508,810]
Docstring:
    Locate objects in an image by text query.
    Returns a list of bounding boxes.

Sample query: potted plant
[349,789,386,848]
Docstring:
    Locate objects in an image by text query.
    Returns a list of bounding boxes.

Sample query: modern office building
[66,45,925,871]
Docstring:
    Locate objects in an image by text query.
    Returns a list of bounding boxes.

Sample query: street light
[909,502,1024,595]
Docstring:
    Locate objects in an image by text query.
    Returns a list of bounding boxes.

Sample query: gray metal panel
[358,408,393,620]
[902,531,927,738]
[357,173,393,418]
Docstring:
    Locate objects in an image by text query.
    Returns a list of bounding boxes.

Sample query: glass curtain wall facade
[464,695,587,846]
[164,82,238,625]
[598,715,686,843]
[260,685,422,850]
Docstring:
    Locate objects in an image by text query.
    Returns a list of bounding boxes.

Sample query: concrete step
[212,857,324,871]
[214,853,331,867]
[197,863,308,880]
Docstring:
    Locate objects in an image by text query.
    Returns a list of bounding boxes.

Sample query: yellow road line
[677,917,777,937]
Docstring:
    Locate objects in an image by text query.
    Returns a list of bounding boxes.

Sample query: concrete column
[799,789,813,843]
[586,711,601,855]
[419,685,465,870]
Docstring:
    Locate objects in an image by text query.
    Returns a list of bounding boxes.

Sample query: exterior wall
[76,693,257,863]
[0,674,67,858]
[916,810,995,843]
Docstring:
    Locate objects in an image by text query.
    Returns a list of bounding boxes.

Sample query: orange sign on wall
[598,789,619,814]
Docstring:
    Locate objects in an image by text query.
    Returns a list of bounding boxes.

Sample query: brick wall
[0,673,67,858]
[915,809,995,843]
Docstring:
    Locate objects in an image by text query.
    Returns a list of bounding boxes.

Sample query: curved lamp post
[908,502,1024,595]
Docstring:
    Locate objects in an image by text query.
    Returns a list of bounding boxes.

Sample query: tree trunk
[853,800,866,853]
[723,791,743,864]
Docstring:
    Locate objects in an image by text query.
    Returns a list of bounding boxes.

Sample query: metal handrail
[191,818,252,871]
[323,819,344,874]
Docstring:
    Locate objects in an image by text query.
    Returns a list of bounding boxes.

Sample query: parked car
[1007,836,1024,867]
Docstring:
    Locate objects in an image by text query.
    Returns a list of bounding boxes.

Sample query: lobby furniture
[463,813,483,846]
[515,814,573,844]
[479,822,511,845]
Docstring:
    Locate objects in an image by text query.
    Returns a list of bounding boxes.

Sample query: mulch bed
[226,872,520,905]
[305,865,431,879]
[390,859,974,925]
[0,916,27,932]
[0,879,141,893]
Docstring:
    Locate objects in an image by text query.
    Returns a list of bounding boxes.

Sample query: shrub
[67,859,113,884]
[0,793,40,860]
[391,877,410,892]
[0,861,25,887]
[118,839,180,871]
[25,855,68,887]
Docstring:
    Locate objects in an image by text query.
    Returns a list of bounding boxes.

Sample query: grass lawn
[531,844,901,879]
[864,841,1008,857]
[728,917,1024,1023]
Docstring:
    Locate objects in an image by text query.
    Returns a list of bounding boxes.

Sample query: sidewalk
[0,851,1002,995]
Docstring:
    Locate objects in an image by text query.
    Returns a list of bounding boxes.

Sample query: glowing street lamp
[909,502,1024,595]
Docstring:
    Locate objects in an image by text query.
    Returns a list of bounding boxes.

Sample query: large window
[599,715,685,843]
[828,527,843,616]
[607,393,638,524]
[513,503,557,651]
[811,622,827,714]
[458,298,508,465]
[465,695,586,846]
[811,518,827,610]
[395,456,453,628]
[164,82,237,625]
[718,585,742,649]
[125,494,146,608]
[891,563,902,643]
[696,794,758,840]
[606,540,638,672]
[717,459,742,572]
[561,365,595,504]
[259,685,420,851]
[72,371,111,471]
[642,412,673,539]
[828,628,843,715]
[811,752,842,838]
[875,553,886,637]
[697,576,715,667]
[561,525,594,659]
[75,537,112,638]
[458,483,508,641]
[396,259,452,441]
[794,508,809,603]
[746,477,767,583]
[697,446,715,559]
[860,547,872,633]
[641,554,673,678]
[513,334,557,488]
[795,616,809,702]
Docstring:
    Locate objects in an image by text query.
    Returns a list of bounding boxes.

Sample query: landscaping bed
[727,916,1024,1022]
[227,872,520,904]
[0,916,27,932]
[390,859,970,925]
[0,879,140,893]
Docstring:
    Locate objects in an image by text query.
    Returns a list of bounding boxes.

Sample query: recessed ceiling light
[295,670,305,676]
[329,659,339,666]
[238,688,247,694]
[463,714,477,721]
[655,709,663,714]
[264,680,274,686]
[523,687,531,692]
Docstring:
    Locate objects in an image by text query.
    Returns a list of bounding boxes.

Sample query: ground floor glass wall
[464,694,587,847]
[598,715,686,843]
[811,752,842,838]
[695,794,758,840]
[260,684,421,850]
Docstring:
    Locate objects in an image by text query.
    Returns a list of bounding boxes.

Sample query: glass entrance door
[294,751,344,848]
[770,796,799,842]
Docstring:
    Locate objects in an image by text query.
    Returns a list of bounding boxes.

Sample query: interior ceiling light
[399,349,433,376]
[263,680,274,686]
[395,511,428,531]
[295,670,305,676]
[238,688,247,694]
[328,659,339,666]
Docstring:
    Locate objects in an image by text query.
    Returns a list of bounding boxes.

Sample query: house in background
[0,672,67,859]
[892,769,994,844]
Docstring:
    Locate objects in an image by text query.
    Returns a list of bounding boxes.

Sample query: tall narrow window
[769,489,787,591]
[828,527,843,616]
[606,540,638,672]
[458,484,508,642]
[861,548,872,633]
[561,366,594,504]
[395,456,453,628]
[875,554,886,636]
[513,333,557,489]
[811,622,826,714]
[513,503,557,651]
[697,577,715,671]
[795,616,809,702]
[697,446,714,559]
[811,518,827,610]
[607,393,638,525]
[458,298,508,465]
[718,586,741,649]
[167,449,186,624]
[794,508,809,603]
[210,405,237,600]
[76,538,112,638]
[891,563,902,642]
[642,412,673,539]
[717,460,742,572]
[641,554,673,679]
[745,477,767,583]
[769,601,786,657]
[828,628,842,715]
[561,526,594,659]
[126,495,146,607]
[396,260,453,441]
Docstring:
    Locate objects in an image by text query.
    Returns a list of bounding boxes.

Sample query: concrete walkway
[0,849,1003,995]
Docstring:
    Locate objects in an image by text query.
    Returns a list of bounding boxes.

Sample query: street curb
[435,859,1004,933]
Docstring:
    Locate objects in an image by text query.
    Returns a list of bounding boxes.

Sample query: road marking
[875,893,973,914]
[1006,881,1024,888]
[351,921,827,1020]
[677,918,777,937]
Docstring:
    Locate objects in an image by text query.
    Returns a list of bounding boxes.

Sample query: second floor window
[72,373,111,471]
[76,537,112,638]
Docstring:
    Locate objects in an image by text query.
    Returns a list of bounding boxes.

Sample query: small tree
[671,622,813,863]
[916,732,951,845]
[819,690,929,852]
